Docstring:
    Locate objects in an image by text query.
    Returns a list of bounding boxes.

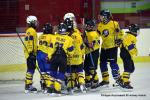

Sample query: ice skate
[115,78,133,91]
[67,87,74,95]
[25,84,37,93]
[91,81,109,89]
[80,85,87,93]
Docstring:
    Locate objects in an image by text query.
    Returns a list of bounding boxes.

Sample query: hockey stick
[16,31,45,85]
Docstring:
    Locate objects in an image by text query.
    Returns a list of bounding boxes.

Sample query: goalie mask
[43,23,53,34]
[128,24,140,36]
[26,15,38,28]
[100,9,111,24]
[58,23,67,35]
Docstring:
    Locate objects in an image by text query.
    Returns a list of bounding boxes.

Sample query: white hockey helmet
[63,13,75,21]
[26,15,38,24]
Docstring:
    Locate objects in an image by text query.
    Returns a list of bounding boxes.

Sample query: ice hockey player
[64,18,86,94]
[37,23,54,93]
[117,24,140,89]
[24,15,38,93]
[83,19,101,89]
[96,9,124,88]
[47,23,74,95]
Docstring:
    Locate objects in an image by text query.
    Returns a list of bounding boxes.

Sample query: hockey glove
[28,52,36,61]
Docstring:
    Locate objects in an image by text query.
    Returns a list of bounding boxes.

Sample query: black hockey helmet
[100,9,111,23]
[64,18,73,32]
[58,23,67,35]
[128,24,140,36]
[129,24,139,33]
[85,19,95,31]
[43,23,53,34]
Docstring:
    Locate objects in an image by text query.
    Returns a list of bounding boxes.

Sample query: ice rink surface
[0,63,150,100]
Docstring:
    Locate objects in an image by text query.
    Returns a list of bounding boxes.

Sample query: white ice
[0,63,150,100]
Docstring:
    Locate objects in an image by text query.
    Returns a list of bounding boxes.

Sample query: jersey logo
[102,29,109,37]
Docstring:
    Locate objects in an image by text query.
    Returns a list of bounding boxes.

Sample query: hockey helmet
[128,24,140,36]
[26,15,38,28]
[85,19,95,31]
[63,13,75,21]
[100,9,111,23]
[43,23,53,34]
[58,23,67,35]
[64,18,73,31]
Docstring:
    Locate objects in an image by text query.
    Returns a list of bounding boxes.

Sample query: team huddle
[23,9,140,95]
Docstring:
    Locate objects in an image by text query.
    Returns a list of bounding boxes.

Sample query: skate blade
[89,84,109,92]
[81,90,87,93]
[49,93,66,97]
[51,93,61,97]
[113,84,133,92]
[120,87,133,92]
[68,91,74,95]
[24,90,38,94]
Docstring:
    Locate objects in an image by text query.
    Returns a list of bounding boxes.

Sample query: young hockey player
[83,19,101,89]
[64,18,86,94]
[48,23,74,95]
[37,23,54,92]
[117,24,140,89]
[96,9,124,88]
[24,15,38,93]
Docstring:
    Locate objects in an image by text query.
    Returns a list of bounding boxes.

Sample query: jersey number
[39,40,48,46]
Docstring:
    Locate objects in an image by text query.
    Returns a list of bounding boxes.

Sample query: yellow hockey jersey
[24,27,37,59]
[68,29,85,65]
[97,20,124,49]
[84,31,100,54]
[38,34,54,55]
[48,33,74,59]
[121,33,137,57]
